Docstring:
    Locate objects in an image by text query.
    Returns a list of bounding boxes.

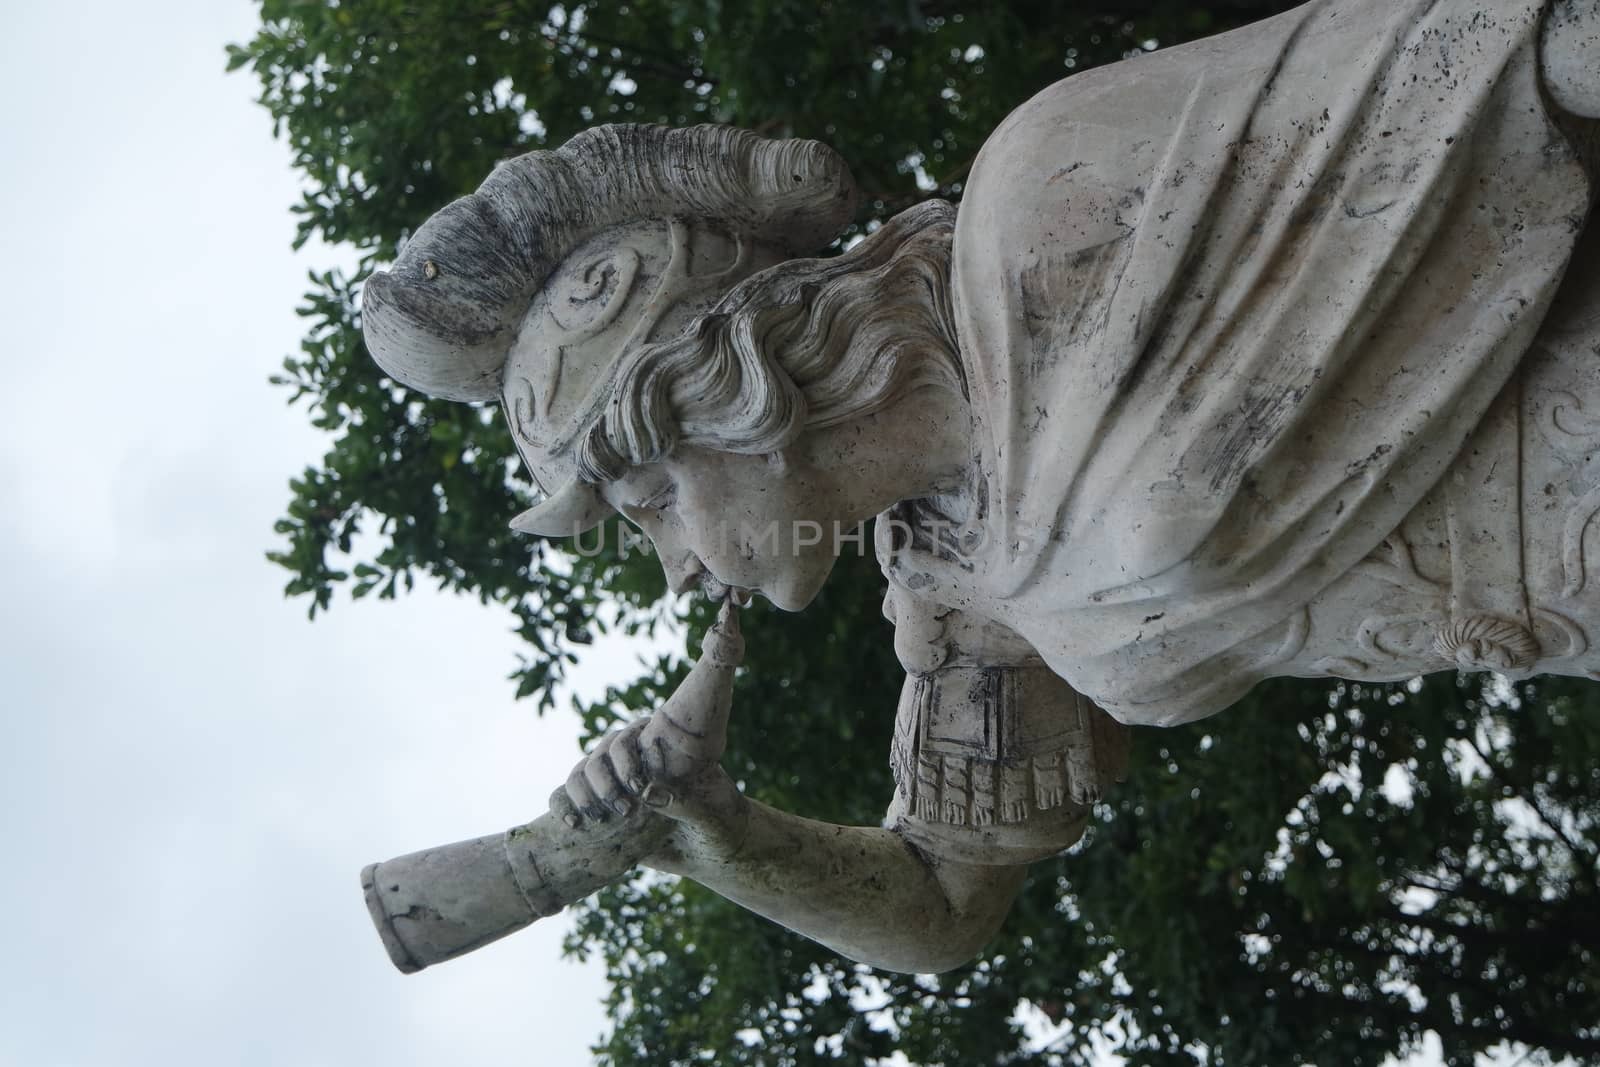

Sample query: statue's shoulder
[956,4,1314,281]
[961,0,1553,235]
[964,3,1312,209]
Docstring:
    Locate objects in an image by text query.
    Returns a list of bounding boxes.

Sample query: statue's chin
[761,568,834,613]
[761,587,808,613]
[699,558,833,612]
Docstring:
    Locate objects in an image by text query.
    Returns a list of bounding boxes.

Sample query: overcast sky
[0,3,640,1063]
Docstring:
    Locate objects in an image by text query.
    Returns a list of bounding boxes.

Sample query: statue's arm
[637,773,1027,974]
[1544,0,1600,118]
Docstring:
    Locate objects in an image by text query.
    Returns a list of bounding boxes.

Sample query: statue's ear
[509,481,613,537]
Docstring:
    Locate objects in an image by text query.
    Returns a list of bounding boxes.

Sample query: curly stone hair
[565,199,966,483]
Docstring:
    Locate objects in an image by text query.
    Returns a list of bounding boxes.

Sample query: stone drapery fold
[918,0,1592,724]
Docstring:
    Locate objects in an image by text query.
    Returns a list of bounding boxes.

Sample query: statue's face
[599,444,853,611]
[504,208,961,610]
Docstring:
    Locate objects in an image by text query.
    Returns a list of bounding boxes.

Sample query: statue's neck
[826,383,975,523]
[896,385,976,505]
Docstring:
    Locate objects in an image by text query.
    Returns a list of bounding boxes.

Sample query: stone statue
[357,0,1600,975]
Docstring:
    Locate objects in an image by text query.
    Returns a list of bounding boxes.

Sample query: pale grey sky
[0,2,634,1063]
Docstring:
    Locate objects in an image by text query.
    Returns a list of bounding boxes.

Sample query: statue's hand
[552,600,747,856]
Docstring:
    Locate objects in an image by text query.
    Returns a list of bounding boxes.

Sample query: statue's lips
[675,551,752,605]
[699,571,752,607]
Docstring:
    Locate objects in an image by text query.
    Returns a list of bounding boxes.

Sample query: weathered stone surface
[357,0,1599,974]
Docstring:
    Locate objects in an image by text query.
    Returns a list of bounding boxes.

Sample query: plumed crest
[360,124,859,402]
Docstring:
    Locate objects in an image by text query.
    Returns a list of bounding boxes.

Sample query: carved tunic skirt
[881,585,1130,865]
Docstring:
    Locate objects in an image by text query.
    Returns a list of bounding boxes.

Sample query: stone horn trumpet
[361,803,674,974]
[362,599,742,973]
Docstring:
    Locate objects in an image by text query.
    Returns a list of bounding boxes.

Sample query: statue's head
[363,124,962,609]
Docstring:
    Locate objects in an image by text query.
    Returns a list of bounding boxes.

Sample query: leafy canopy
[231,2,1600,1063]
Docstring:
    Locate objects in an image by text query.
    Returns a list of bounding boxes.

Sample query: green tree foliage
[231,2,1600,1063]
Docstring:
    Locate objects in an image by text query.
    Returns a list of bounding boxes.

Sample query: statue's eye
[637,485,678,512]
[614,479,677,531]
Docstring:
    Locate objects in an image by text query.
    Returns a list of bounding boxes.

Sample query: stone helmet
[361,124,858,535]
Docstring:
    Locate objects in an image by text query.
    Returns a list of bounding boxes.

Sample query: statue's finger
[566,761,607,822]
[640,728,671,782]
[640,781,676,811]
[585,734,633,817]
[548,785,583,830]
[609,722,646,796]
[646,706,718,773]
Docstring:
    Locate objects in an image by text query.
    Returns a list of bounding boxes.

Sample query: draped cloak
[901,0,1594,726]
